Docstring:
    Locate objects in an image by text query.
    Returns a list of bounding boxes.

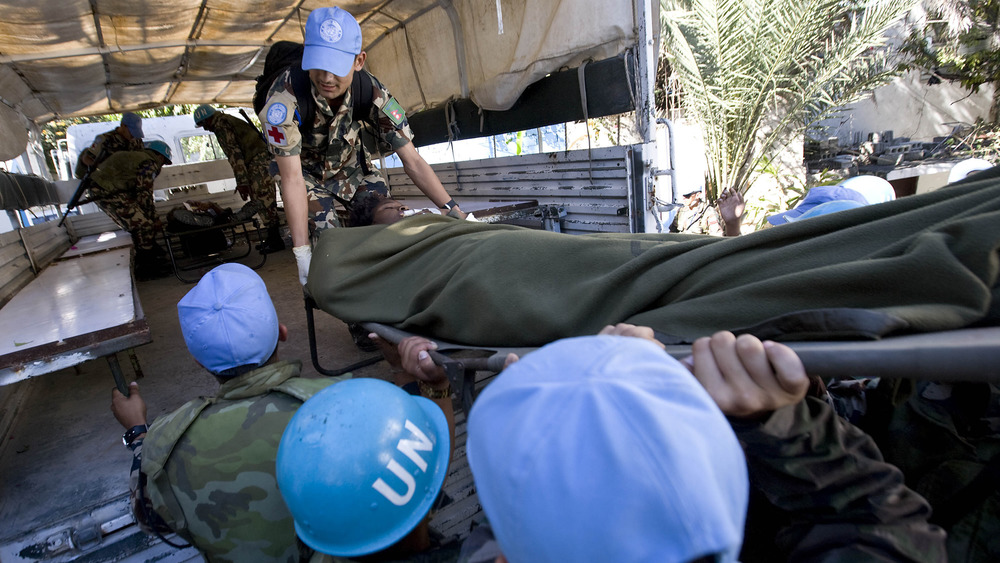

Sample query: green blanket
[309,170,1000,346]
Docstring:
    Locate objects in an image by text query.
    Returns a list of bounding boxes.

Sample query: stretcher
[328,320,1000,413]
[303,199,549,379]
[162,217,267,283]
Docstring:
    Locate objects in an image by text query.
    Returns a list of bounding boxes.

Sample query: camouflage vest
[89,150,155,193]
[142,360,342,562]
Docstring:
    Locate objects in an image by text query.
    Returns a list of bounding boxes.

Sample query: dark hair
[348,193,390,227]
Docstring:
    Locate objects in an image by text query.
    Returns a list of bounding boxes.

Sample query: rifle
[59,145,108,227]
[58,173,95,227]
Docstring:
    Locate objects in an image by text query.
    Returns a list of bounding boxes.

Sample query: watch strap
[122,424,148,446]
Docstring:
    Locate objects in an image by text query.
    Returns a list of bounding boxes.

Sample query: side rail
[385,145,635,235]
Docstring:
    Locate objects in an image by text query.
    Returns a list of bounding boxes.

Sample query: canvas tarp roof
[0,0,638,147]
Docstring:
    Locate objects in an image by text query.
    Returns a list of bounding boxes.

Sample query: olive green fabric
[309,170,1000,347]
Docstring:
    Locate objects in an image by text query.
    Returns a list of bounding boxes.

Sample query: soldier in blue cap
[257,6,466,287]
[75,112,144,179]
[459,325,947,563]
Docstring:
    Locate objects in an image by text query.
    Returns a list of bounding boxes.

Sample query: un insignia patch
[267,103,288,126]
[382,97,406,126]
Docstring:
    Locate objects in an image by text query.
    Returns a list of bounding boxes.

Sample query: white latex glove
[292,245,312,286]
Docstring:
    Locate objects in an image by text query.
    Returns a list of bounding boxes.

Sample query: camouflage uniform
[75,127,143,179]
[458,397,947,563]
[258,69,413,232]
[88,149,163,249]
[672,199,724,236]
[202,112,279,226]
[133,360,343,563]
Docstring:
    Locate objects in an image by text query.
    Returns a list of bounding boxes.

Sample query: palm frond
[661,0,916,198]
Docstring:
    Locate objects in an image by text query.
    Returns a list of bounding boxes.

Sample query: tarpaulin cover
[0,172,60,211]
[309,169,1000,346]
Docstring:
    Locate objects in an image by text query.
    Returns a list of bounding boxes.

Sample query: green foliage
[660,0,916,200]
[901,0,1000,98]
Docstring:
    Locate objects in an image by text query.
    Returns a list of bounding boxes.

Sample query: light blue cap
[121,112,143,138]
[767,185,870,225]
[784,199,866,222]
[302,7,362,77]
[467,335,749,563]
[177,263,278,374]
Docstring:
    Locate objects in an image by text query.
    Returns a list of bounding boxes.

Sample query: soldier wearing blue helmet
[194,104,286,253]
[88,140,173,279]
[111,264,457,562]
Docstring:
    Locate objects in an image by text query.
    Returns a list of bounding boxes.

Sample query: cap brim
[128,124,144,138]
[767,208,804,225]
[302,45,355,77]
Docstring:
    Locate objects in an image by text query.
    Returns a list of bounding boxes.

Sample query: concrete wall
[818,70,994,144]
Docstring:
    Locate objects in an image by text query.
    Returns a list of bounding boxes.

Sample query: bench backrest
[0,221,73,308]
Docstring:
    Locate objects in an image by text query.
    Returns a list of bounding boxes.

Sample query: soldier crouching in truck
[193,104,286,253]
[88,140,172,280]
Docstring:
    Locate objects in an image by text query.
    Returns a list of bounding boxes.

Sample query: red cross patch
[266,125,287,146]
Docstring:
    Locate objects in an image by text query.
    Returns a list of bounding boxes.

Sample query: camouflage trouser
[247,152,279,225]
[269,161,388,236]
[90,183,158,249]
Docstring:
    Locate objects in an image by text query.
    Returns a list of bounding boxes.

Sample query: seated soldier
[459,325,947,563]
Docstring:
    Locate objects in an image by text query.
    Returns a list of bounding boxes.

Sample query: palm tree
[660,0,917,200]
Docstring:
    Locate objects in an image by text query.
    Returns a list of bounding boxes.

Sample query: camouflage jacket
[137,360,343,563]
[89,150,161,195]
[737,396,947,562]
[672,201,724,236]
[258,69,413,196]
[75,128,143,179]
[207,112,269,187]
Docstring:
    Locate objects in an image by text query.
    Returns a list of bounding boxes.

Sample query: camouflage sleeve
[369,74,414,151]
[736,396,948,562]
[213,117,250,186]
[258,69,302,157]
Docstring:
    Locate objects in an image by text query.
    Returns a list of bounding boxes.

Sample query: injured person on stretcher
[307,168,1000,348]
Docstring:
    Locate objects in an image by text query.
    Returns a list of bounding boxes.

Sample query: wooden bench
[0,221,148,390]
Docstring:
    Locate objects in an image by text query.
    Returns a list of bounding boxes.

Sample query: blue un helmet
[276,378,450,557]
[144,140,172,165]
[193,104,216,126]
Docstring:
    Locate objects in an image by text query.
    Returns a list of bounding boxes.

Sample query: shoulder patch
[265,124,289,147]
[266,102,288,125]
[381,97,406,126]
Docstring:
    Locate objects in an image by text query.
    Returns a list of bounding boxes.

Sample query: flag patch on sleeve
[382,97,406,126]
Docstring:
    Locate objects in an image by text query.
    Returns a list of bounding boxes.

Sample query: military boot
[257,223,286,254]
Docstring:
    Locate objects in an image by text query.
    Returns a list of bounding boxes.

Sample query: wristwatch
[122,424,148,447]
[439,198,458,211]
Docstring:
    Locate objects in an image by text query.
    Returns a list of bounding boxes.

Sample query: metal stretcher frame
[360,323,1000,413]
[162,218,266,283]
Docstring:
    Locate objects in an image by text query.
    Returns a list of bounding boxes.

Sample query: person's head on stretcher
[349,194,436,227]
